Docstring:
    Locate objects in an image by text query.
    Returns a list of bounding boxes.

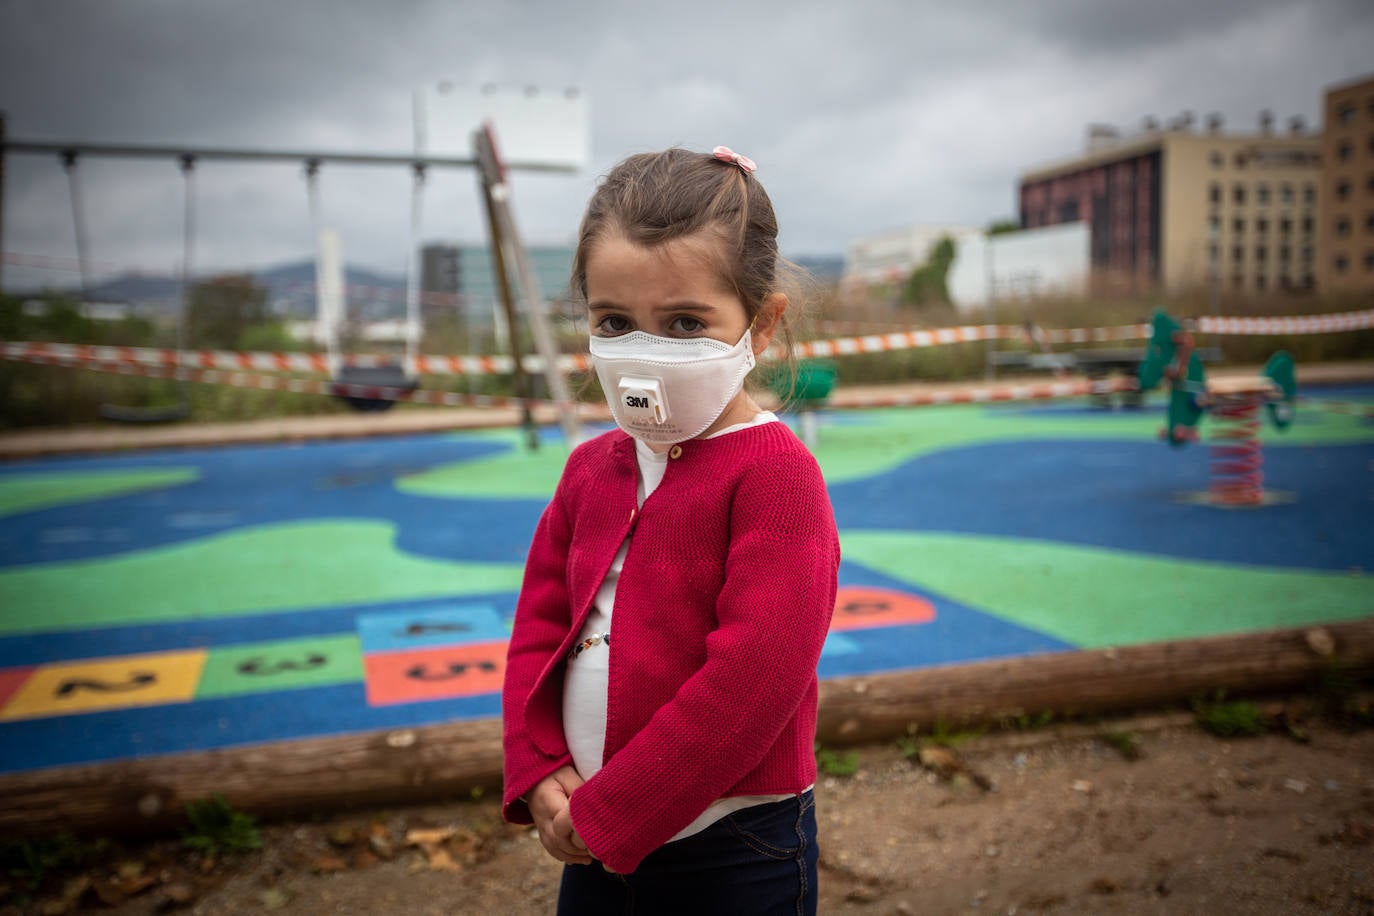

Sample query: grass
[181,795,262,856]
[0,834,110,890]
[1191,691,1270,738]
[814,742,860,778]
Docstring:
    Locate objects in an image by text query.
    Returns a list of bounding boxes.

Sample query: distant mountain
[23,260,408,319]
[790,254,845,281]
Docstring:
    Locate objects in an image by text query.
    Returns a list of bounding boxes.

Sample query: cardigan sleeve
[500,468,577,825]
[567,448,840,873]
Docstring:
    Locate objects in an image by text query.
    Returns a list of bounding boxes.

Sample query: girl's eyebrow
[587,300,718,313]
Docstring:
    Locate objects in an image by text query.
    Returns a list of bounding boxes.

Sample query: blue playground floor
[1,385,1371,775]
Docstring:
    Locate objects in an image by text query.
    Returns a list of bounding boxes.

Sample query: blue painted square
[357,604,507,654]
[821,632,862,657]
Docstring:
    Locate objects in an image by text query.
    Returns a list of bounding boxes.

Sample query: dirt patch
[4,702,1372,915]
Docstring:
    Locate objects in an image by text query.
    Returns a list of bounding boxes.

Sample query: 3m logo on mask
[618,377,667,425]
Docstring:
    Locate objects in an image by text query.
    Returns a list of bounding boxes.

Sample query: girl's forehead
[585,233,736,298]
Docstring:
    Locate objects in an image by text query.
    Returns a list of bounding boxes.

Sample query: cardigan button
[668,445,683,459]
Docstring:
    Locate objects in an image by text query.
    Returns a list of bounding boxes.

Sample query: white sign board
[417,84,589,171]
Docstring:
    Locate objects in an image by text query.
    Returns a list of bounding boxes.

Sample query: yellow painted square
[0,650,207,721]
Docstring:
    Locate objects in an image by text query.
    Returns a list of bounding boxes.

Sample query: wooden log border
[2,620,1370,837]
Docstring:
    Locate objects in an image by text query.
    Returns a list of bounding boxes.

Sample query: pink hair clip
[712,145,756,174]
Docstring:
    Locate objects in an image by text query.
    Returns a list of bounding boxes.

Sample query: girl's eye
[670,316,705,334]
[594,315,631,335]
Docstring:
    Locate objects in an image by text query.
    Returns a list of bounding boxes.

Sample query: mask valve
[617,376,668,425]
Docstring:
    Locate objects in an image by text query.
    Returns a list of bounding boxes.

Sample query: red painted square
[830,588,936,632]
[0,667,36,713]
[364,640,507,707]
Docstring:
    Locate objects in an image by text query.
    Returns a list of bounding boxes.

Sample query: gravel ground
[4,697,1371,915]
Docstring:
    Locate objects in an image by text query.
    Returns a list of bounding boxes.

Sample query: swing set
[1,111,583,443]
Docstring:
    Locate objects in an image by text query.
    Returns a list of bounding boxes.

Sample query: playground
[1,376,1371,780]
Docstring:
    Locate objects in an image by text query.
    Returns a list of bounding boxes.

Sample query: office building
[1318,73,1374,292]
[1019,113,1321,296]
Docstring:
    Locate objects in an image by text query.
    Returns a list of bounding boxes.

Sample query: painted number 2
[55,672,157,697]
[405,661,499,681]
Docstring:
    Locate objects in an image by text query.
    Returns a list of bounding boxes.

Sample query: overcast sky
[2,0,1371,291]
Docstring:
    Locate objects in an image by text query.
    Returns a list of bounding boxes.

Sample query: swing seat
[331,364,418,412]
[99,403,190,424]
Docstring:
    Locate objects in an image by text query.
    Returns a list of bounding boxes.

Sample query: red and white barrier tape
[3,308,1370,381]
[6,346,1149,413]
[830,377,1138,409]
[0,342,591,377]
[3,349,565,411]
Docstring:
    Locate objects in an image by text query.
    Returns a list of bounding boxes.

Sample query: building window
[1336,180,1352,201]
[1233,217,1245,234]
[1209,182,1221,204]
[1366,212,1374,233]
[1338,105,1355,125]
[1209,150,1223,168]
[1338,141,1353,161]
[1302,216,1314,234]
[1337,217,1351,237]
[1301,273,1315,289]
[1366,252,1374,272]
[1232,275,1245,290]
[1256,246,1268,262]
[1279,245,1291,262]
[1234,152,1248,168]
[1279,183,1294,204]
[1208,243,1219,262]
[1257,218,1269,233]
[1304,184,1316,204]
[1334,254,1348,273]
[1367,175,1374,194]
[1233,185,1246,205]
[1233,246,1245,263]
[1255,275,1267,291]
[1279,217,1292,235]
[1257,184,1270,205]
[1301,246,1313,262]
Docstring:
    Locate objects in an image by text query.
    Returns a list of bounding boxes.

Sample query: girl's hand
[529,767,593,865]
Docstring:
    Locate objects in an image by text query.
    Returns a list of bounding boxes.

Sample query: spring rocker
[769,359,837,449]
[1137,310,1297,507]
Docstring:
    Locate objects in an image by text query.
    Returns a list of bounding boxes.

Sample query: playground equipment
[61,149,192,423]
[768,359,836,448]
[2,101,585,442]
[1137,310,1297,506]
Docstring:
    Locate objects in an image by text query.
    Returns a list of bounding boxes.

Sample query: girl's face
[586,232,764,347]
[584,231,785,440]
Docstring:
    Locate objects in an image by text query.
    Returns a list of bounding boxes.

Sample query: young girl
[502,146,840,914]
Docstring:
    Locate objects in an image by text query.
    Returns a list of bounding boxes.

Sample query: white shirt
[562,412,791,842]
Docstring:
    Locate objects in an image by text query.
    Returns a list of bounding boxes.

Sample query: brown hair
[571,148,798,372]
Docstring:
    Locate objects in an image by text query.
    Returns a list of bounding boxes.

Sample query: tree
[986,219,1021,236]
[903,236,956,306]
[186,273,271,350]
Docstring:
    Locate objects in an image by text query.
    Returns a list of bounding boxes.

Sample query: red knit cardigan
[501,422,840,874]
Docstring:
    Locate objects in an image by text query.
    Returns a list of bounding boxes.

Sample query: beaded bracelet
[567,632,610,661]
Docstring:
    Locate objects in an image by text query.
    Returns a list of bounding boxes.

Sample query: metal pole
[177,154,195,403]
[0,111,6,294]
[61,150,92,300]
[477,163,538,450]
[984,234,997,380]
[477,124,581,447]
[403,163,425,378]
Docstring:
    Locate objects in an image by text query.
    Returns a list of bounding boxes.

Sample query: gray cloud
[1,0,1370,289]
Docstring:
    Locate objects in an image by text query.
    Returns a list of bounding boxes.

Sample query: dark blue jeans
[557,791,818,916]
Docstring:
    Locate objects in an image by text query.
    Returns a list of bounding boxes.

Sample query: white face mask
[589,329,756,445]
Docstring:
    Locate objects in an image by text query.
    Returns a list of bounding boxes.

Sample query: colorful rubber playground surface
[2,384,1371,776]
